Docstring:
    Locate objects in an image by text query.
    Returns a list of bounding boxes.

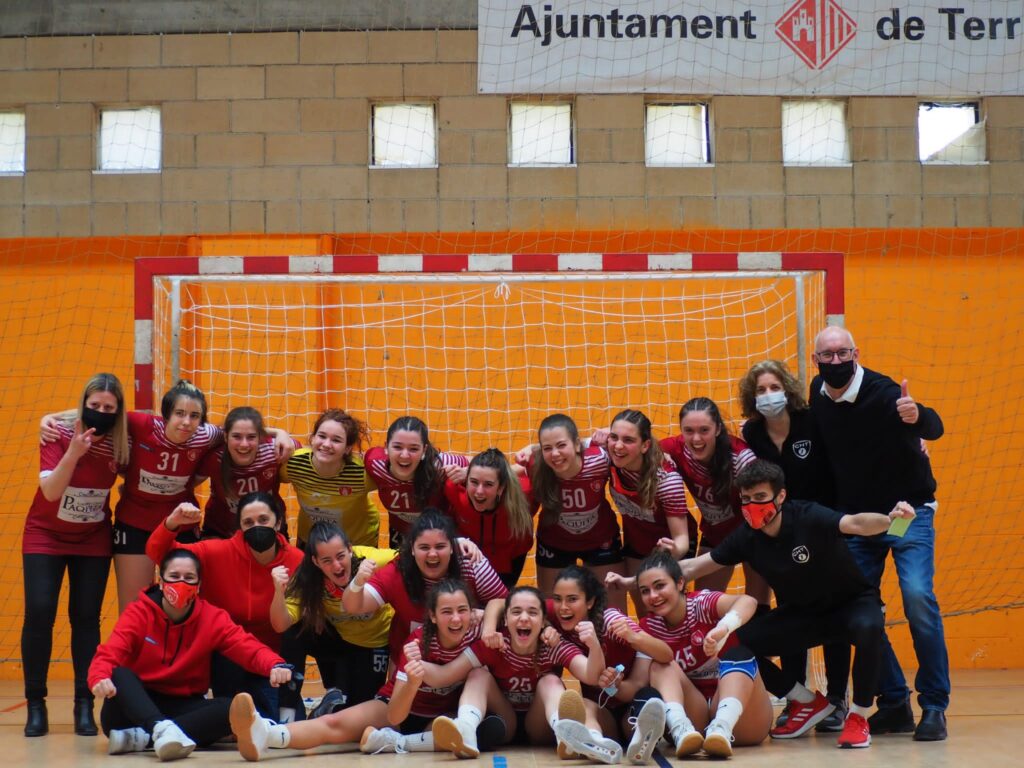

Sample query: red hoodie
[88,587,283,697]
[146,524,303,650]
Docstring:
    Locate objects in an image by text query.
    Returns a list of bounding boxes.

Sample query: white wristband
[716,609,742,634]
[347,581,364,593]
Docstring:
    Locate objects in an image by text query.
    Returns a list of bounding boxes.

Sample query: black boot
[74,697,98,736]
[24,699,48,737]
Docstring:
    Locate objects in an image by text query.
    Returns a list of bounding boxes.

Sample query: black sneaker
[310,688,346,719]
[867,701,915,734]
[476,715,507,752]
[913,710,947,742]
[816,698,848,733]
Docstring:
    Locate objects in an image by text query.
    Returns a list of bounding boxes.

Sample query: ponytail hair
[468,448,533,541]
[286,522,352,636]
[161,379,208,424]
[387,416,442,507]
[610,409,663,510]
[679,397,734,503]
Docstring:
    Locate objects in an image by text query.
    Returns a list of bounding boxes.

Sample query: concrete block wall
[0,30,1022,236]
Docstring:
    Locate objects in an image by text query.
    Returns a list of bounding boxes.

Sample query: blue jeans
[845,503,950,712]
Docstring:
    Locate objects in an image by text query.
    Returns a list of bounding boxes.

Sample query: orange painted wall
[1,228,1022,679]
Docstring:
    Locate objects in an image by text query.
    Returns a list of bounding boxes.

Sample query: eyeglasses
[814,348,854,363]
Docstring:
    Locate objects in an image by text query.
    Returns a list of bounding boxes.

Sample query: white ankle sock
[269,723,291,749]
[404,731,434,752]
[458,705,483,730]
[665,702,695,733]
[785,684,815,704]
[712,698,743,731]
[850,703,871,718]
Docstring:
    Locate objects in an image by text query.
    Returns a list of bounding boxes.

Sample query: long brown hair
[80,372,129,466]
[610,409,663,510]
[529,414,582,529]
[220,406,266,504]
[468,448,533,540]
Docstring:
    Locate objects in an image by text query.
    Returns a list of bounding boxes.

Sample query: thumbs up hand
[896,379,919,424]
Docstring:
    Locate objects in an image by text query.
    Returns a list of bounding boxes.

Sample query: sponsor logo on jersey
[559,509,599,533]
[792,440,812,459]
[792,545,810,563]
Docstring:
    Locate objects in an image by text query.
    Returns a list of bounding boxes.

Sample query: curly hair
[553,564,607,635]
[737,360,808,421]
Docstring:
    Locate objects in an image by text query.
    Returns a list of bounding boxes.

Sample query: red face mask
[741,499,779,530]
[162,580,199,610]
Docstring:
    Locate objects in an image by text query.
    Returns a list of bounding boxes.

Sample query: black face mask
[243,525,278,553]
[82,408,118,436]
[818,359,856,389]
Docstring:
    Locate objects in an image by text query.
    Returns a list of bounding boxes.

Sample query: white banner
[478,1,1024,95]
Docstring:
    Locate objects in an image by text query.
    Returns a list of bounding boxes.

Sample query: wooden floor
[1,670,1021,767]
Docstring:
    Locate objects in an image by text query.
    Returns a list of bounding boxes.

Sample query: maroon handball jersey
[364,446,468,536]
[24,421,125,557]
[115,411,222,532]
[609,460,694,555]
[533,445,620,551]
[467,629,583,711]
[659,434,755,545]
[639,589,736,699]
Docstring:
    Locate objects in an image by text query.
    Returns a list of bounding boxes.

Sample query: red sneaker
[837,713,871,749]
[770,692,835,739]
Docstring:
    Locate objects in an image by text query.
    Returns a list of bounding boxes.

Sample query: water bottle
[602,664,626,697]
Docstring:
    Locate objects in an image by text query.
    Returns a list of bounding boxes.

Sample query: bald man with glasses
[809,326,948,742]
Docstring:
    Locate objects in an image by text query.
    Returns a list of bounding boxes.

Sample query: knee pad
[718,645,758,682]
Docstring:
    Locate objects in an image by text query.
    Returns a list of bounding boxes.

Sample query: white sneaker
[671,724,704,758]
[703,719,734,758]
[230,692,273,762]
[432,716,480,758]
[554,720,623,765]
[626,698,666,764]
[152,720,196,762]
[107,726,149,754]
[360,726,408,754]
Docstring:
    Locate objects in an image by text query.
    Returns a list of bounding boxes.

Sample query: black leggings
[281,622,388,711]
[737,592,883,709]
[99,667,231,746]
[21,552,111,700]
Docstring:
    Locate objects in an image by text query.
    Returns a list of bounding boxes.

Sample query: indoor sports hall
[0,1,1021,765]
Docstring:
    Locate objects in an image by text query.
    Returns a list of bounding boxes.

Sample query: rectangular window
[509,103,573,166]
[0,112,26,174]
[645,103,710,165]
[782,100,850,166]
[371,104,437,168]
[919,102,985,163]
[98,107,161,172]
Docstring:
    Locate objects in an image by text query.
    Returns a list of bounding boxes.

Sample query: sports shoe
[554,720,623,765]
[816,697,848,733]
[671,724,704,757]
[476,714,507,752]
[625,698,666,765]
[556,688,588,759]
[769,692,835,739]
[152,720,196,761]
[360,726,408,754]
[433,715,480,758]
[867,700,915,734]
[702,719,734,758]
[230,692,281,762]
[837,712,871,749]
[107,726,150,754]
[310,688,346,719]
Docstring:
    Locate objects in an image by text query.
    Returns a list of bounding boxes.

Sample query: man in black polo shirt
[810,324,948,742]
[681,459,916,749]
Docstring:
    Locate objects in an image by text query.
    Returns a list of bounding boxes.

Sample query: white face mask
[755,391,788,418]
